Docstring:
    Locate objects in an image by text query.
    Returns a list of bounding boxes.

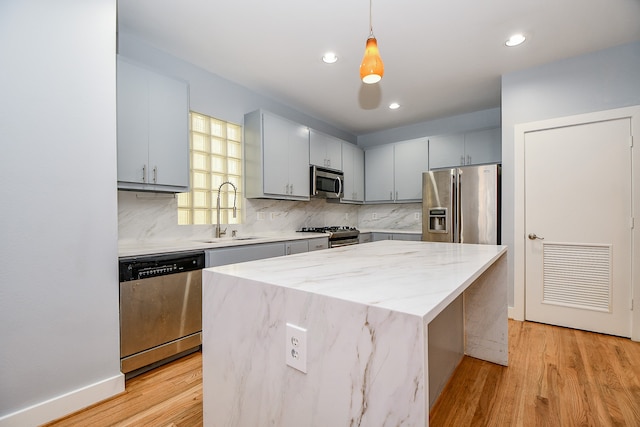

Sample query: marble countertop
[206,240,506,321]
[358,229,421,234]
[118,232,328,258]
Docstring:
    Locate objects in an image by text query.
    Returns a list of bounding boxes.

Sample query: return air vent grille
[542,243,612,312]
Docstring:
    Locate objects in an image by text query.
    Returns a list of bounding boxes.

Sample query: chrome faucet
[215,181,237,238]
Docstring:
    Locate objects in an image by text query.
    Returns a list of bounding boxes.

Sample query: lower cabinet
[308,237,330,251]
[205,237,330,268]
[371,232,422,242]
[285,240,309,255]
[205,243,284,268]
[358,233,372,244]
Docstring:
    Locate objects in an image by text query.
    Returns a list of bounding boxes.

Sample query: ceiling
[117,0,640,136]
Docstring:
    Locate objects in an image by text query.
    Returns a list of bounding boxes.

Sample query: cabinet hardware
[142,165,147,183]
[153,166,158,183]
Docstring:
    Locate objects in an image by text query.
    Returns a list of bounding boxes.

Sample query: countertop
[118,229,421,257]
[118,232,327,258]
[206,240,506,322]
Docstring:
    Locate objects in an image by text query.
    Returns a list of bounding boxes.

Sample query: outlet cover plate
[285,323,307,373]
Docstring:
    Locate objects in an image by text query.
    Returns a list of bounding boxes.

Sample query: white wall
[501,41,640,309]
[357,107,501,148]
[117,31,357,145]
[0,1,123,425]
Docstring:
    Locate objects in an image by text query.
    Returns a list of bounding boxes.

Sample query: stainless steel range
[299,226,360,248]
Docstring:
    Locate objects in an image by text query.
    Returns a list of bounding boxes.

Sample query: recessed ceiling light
[389,102,400,110]
[322,52,338,64]
[505,34,526,47]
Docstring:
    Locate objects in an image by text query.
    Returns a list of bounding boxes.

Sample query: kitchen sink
[196,236,260,243]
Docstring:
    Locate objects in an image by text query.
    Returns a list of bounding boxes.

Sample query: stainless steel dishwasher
[119,251,204,377]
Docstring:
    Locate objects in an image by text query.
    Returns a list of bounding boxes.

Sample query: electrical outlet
[414,212,420,220]
[371,213,378,220]
[345,213,349,220]
[285,323,307,373]
[257,212,265,221]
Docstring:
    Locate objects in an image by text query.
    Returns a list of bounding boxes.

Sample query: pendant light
[360,0,384,84]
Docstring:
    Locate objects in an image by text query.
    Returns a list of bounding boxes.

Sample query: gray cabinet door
[341,143,364,203]
[263,114,294,196]
[245,110,308,200]
[205,243,285,268]
[394,138,428,201]
[365,145,394,202]
[429,134,465,169]
[116,57,189,191]
[307,237,329,251]
[117,59,150,185]
[285,240,309,255]
[147,70,189,188]
[310,130,343,170]
[464,128,501,165]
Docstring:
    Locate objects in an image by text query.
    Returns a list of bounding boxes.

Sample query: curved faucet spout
[216,181,237,238]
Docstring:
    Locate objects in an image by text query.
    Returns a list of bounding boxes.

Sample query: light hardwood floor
[44,320,640,426]
[42,351,202,427]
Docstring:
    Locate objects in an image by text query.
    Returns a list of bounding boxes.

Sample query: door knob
[528,233,544,240]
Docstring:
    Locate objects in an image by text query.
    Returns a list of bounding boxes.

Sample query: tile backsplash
[118,191,421,242]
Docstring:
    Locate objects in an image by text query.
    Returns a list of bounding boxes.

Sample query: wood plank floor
[42,351,202,427]
[430,320,640,426]
[44,320,640,426]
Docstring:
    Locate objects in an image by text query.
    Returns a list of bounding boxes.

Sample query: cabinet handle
[289,184,293,194]
[460,155,465,165]
[395,191,398,200]
[390,191,393,200]
[287,246,291,255]
[142,165,147,183]
[153,166,158,183]
[327,159,330,167]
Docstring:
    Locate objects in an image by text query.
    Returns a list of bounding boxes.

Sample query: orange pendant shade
[360,36,384,84]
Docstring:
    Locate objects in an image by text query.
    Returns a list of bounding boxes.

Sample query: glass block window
[177,112,242,225]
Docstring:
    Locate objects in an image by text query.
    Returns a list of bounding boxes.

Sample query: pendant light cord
[369,0,374,36]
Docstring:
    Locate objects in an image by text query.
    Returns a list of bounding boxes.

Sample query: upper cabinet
[244,110,310,201]
[365,137,428,203]
[464,128,502,166]
[341,142,364,203]
[309,130,343,171]
[429,127,501,170]
[394,138,429,201]
[116,57,190,192]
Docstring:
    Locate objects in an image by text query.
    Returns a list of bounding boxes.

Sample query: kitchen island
[202,240,508,426]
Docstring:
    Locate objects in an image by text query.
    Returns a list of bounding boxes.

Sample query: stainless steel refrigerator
[422,164,501,244]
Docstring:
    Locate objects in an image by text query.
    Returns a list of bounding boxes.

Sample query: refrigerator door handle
[453,170,460,243]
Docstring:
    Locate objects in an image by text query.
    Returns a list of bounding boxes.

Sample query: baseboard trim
[0,373,124,427]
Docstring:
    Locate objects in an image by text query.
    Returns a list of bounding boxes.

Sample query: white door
[525,118,632,337]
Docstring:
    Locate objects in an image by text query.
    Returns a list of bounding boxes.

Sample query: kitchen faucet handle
[219,227,227,237]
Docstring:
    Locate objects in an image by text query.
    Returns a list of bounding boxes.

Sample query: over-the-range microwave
[310,165,344,199]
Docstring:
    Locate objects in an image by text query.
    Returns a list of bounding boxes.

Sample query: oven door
[312,166,344,198]
[329,237,359,248]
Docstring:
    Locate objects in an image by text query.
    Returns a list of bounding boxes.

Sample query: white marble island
[203,240,508,426]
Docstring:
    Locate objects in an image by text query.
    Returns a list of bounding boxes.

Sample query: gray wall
[0,0,122,424]
[357,107,501,148]
[117,31,357,144]
[501,41,640,306]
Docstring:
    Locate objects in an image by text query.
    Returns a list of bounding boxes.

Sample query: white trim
[513,105,640,341]
[0,373,124,427]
